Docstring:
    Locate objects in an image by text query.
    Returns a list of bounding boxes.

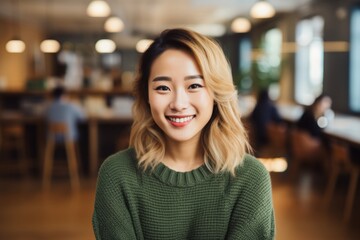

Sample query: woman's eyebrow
[184,74,203,80]
[151,74,203,82]
[151,76,171,82]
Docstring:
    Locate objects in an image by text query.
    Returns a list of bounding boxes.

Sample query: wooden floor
[0,170,360,240]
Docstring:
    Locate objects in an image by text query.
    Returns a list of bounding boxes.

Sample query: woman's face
[148,49,214,144]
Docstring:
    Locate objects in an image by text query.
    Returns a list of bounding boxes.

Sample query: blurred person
[296,94,332,147]
[92,28,275,239]
[291,94,332,175]
[44,86,86,142]
[250,88,284,152]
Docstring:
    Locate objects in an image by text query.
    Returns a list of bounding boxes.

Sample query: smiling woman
[92,28,275,240]
[147,49,214,159]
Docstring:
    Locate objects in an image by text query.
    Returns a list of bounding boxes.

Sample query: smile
[166,115,195,127]
[166,115,195,123]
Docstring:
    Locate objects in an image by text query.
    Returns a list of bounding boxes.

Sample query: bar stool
[0,124,28,175]
[42,122,80,190]
[323,141,360,222]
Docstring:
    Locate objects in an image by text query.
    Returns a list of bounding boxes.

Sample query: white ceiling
[0,0,312,47]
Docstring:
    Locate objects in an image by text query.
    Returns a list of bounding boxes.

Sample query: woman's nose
[170,88,189,111]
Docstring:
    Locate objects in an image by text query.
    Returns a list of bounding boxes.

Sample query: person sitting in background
[44,86,86,142]
[296,94,332,148]
[291,94,332,176]
[250,88,284,154]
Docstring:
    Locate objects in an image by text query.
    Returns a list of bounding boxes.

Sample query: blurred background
[0,0,360,239]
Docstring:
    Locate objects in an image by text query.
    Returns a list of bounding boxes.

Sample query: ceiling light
[250,0,275,19]
[6,0,25,53]
[40,39,61,53]
[87,0,110,17]
[231,18,251,33]
[136,39,153,53]
[6,39,26,53]
[104,17,124,32]
[95,39,116,53]
[39,0,60,53]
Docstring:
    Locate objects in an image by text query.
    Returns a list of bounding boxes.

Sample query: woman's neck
[162,139,204,172]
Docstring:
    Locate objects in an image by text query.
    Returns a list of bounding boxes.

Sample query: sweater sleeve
[226,157,275,240]
[92,159,137,240]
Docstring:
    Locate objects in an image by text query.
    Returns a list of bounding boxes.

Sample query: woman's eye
[155,85,170,91]
[189,84,203,90]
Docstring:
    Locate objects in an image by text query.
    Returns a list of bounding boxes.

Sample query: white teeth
[168,116,193,123]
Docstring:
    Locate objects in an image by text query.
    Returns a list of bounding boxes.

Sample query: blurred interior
[1,0,360,239]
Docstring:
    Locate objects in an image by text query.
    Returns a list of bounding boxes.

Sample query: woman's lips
[166,115,195,127]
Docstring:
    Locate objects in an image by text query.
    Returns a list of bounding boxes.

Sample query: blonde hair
[130,28,251,175]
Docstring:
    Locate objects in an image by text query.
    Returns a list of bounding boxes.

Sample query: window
[350,6,360,112]
[295,16,324,105]
[236,37,252,92]
[252,28,282,99]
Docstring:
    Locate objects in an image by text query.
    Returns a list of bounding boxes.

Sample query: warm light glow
[6,39,26,53]
[95,39,116,53]
[281,41,349,54]
[250,1,275,19]
[231,18,251,33]
[259,157,288,172]
[136,39,153,53]
[324,41,349,52]
[40,39,61,53]
[87,0,110,17]
[104,17,124,32]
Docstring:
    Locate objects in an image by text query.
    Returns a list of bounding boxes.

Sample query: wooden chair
[0,124,28,175]
[244,119,287,158]
[43,122,80,190]
[323,141,360,222]
[289,128,327,178]
[262,123,287,157]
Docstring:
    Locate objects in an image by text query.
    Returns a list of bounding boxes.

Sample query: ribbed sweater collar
[152,163,213,187]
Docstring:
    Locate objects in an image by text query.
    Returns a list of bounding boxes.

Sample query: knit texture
[93,148,275,240]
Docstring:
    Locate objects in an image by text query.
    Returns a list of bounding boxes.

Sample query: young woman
[92,28,275,240]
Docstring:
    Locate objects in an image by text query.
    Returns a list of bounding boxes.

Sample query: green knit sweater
[92,148,275,240]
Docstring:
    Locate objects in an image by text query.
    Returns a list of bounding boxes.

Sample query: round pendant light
[87,0,111,17]
[40,39,61,53]
[231,18,251,33]
[6,39,26,53]
[250,0,275,19]
[95,39,116,53]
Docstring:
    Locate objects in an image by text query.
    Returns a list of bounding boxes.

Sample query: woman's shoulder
[235,154,270,181]
[96,148,142,193]
[99,148,138,177]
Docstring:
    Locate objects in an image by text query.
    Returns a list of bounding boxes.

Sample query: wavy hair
[130,28,251,175]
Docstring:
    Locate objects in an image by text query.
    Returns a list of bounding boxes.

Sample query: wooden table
[1,111,133,177]
[277,103,360,147]
[323,114,360,147]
